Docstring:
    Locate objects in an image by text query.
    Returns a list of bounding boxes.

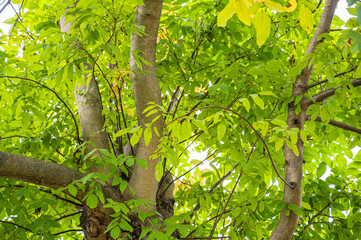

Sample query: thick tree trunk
[270,0,339,239]
[128,0,164,212]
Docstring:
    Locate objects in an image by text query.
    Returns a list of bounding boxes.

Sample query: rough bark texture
[270,1,339,239]
[0,151,84,189]
[75,76,111,174]
[128,0,164,211]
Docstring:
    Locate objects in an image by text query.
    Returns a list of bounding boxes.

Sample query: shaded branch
[0,220,82,236]
[307,66,358,90]
[0,220,32,232]
[302,79,361,107]
[306,115,361,134]
[0,151,84,190]
[307,79,328,90]
[53,229,83,235]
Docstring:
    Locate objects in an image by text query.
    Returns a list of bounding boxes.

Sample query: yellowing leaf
[300,5,313,34]
[254,10,270,46]
[264,0,297,12]
[217,0,236,27]
[126,108,135,117]
[235,0,251,26]
[302,201,312,210]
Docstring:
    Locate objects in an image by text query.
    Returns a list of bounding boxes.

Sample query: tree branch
[302,79,361,107]
[128,0,164,210]
[271,1,340,239]
[0,151,84,189]
[306,115,361,134]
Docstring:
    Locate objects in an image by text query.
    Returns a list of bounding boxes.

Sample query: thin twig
[1,76,81,144]
[53,229,83,235]
[55,211,82,221]
[169,105,294,188]
[298,182,349,238]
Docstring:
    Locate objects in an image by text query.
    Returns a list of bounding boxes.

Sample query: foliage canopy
[0,0,361,239]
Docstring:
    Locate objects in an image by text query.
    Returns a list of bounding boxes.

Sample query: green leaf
[68,185,78,197]
[357,5,361,26]
[192,119,209,134]
[144,127,152,147]
[155,161,163,182]
[136,158,148,168]
[110,226,121,239]
[254,10,270,46]
[190,159,202,165]
[145,109,158,117]
[300,130,307,143]
[250,94,265,110]
[302,201,312,210]
[86,194,98,209]
[275,138,284,152]
[320,107,330,124]
[119,219,133,231]
[355,64,361,78]
[140,228,152,239]
[113,128,131,138]
[239,98,250,112]
[259,91,277,98]
[163,146,180,167]
[285,139,299,156]
[130,128,143,146]
[288,203,303,216]
[9,121,22,128]
[271,119,287,126]
[217,124,227,141]
[317,162,327,178]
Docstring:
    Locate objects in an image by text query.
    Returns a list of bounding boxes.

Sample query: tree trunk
[270,0,339,239]
[127,0,164,211]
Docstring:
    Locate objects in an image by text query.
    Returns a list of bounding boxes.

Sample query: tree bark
[270,0,339,239]
[128,0,164,212]
[75,76,111,174]
[0,151,84,189]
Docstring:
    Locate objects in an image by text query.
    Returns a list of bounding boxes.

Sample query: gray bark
[128,0,164,211]
[270,1,339,239]
[0,151,84,189]
[75,76,111,174]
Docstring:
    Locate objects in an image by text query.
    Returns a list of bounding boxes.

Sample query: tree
[0,0,361,239]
